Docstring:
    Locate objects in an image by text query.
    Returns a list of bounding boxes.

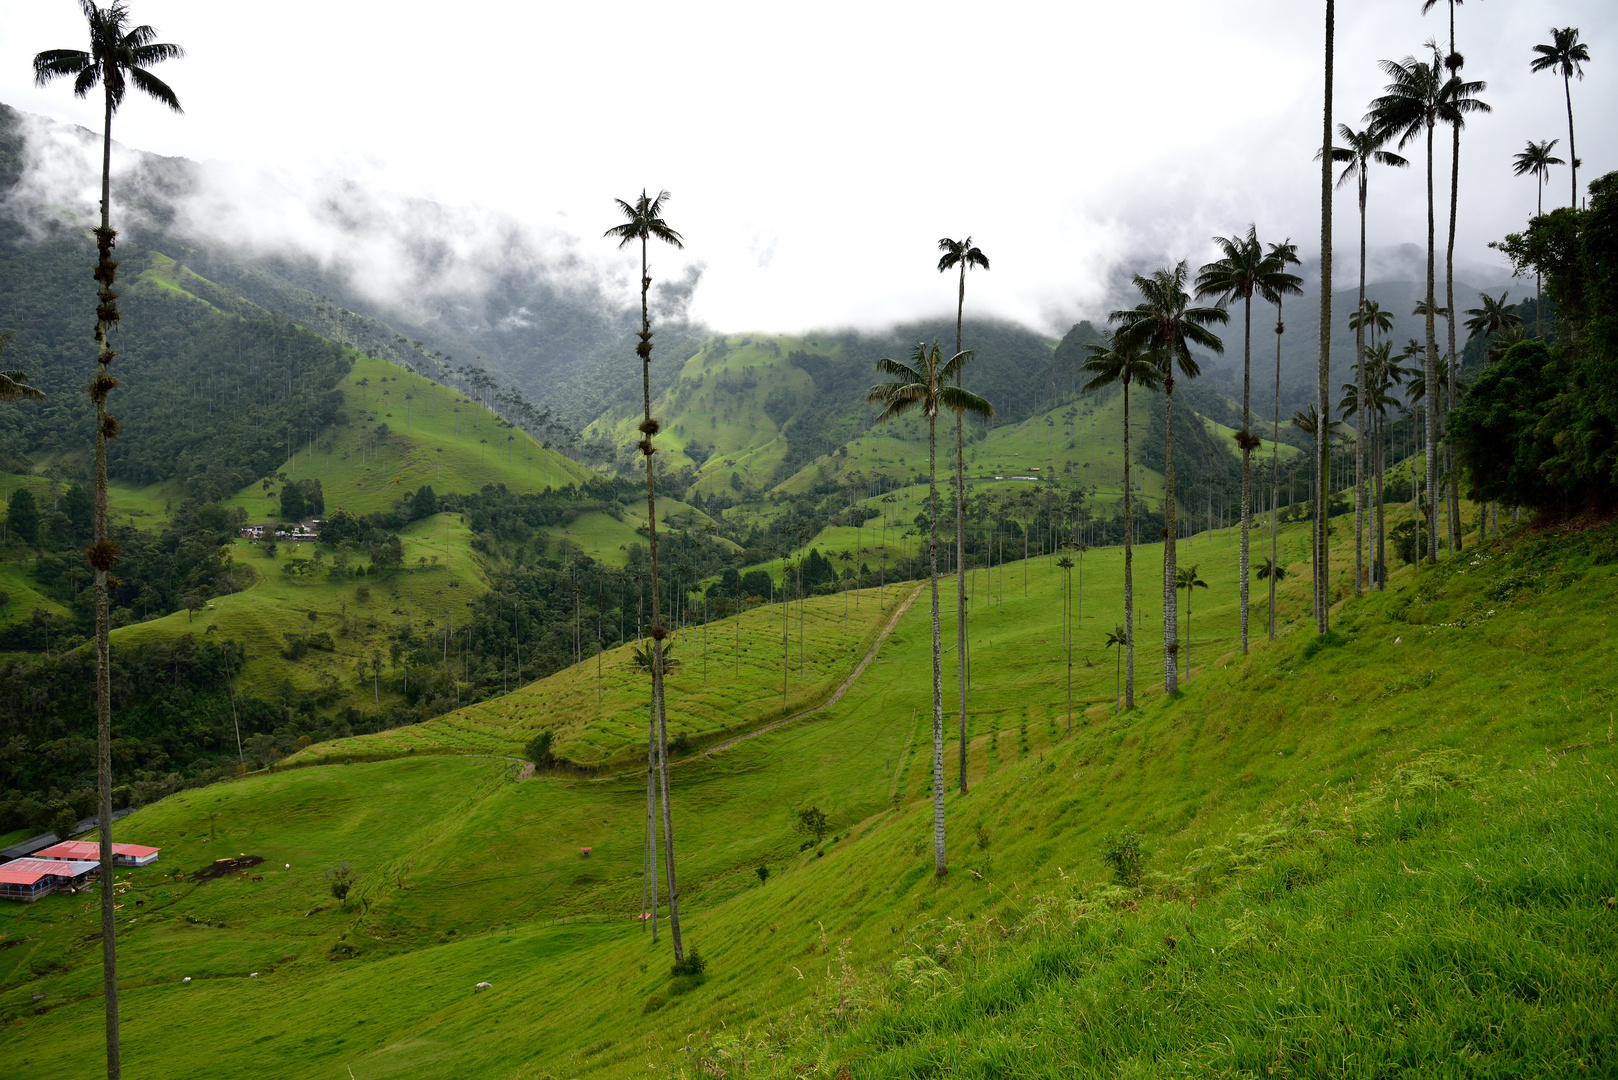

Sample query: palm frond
[127,66,180,112]
[937,348,975,383]
[32,49,92,86]
[938,385,994,421]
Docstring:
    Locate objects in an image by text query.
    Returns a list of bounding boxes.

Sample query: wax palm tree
[1175,564,1208,681]
[1315,0,1337,633]
[1261,241,1303,640]
[937,234,989,795]
[1463,292,1522,364]
[604,188,688,961]
[1349,298,1395,351]
[34,8,182,1071]
[1195,227,1269,655]
[1255,557,1287,583]
[1327,125,1407,595]
[1080,338,1161,709]
[1531,28,1591,207]
[869,341,992,876]
[1370,48,1485,563]
[1512,140,1564,336]
[1057,553,1075,730]
[1110,263,1226,691]
[1104,625,1127,714]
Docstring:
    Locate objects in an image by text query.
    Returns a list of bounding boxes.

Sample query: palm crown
[867,341,994,425]
[1531,27,1590,82]
[1079,338,1161,397]
[1110,262,1227,389]
[1328,124,1409,191]
[936,237,989,276]
[1195,227,1265,308]
[605,189,684,252]
[1512,139,1564,184]
[32,1,183,113]
[1259,241,1305,309]
[1463,292,1522,343]
[1368,47,1489,152]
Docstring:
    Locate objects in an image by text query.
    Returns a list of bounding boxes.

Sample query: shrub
[1103,831,1144,888]
[755,865,769,885]
[325,862,357,908]
[670,948,706,978]
[796,805,829,844]
[525,731,555,768]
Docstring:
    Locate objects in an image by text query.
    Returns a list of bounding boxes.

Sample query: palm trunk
[953,265,968,794]
[1239,294,1252,653]
[1316,0,1334,633]
[1162,383,1178,693]
[1375,409,1386,589]
[1445,116,1462,555]
[93,87,121,1080]
[1271,303,1282,640]
[928,411,945,877]
[1354,176,1367,596]
[1123,382,1135,708]
[637,233,681,962]
[644,698,657,941]
[1564,73,1577,206]
[1423,121,1439,565]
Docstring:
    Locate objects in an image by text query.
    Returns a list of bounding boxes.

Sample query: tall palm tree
[1327,125,1408,595]
[1081,338,1161,709]
[1316,0,1336,633]
[1195,227,1267,655]
[938,234,989,795]
[1057,553,1074,731]
[1512,140,1564,336]
[1110,263,1226,691]
[869,341,992,877]
[34,8,182,1073]
[1261,241,1303,640]
[1531,28,1591,207]
[1175,564,1207,681]
[1370,47,1485,564]
[1463,292,1522,365]
[1104,625,1127,714]
[604,189,688,962]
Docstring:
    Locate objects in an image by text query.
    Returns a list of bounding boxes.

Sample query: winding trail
[679,582,926,764]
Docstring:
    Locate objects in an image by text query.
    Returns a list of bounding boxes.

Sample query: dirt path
[680,582,926,764]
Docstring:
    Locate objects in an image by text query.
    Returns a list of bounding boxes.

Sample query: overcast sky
[0,0,1611,335]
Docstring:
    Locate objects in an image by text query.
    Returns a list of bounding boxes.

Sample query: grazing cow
[252,876,262,882]
[475,982,493,993]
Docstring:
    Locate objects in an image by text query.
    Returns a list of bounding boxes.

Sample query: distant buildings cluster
[0,841,160,903]
[240,519,322,542]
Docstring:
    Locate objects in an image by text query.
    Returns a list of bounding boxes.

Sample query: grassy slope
[585,334,855,496]
[224,354,594,522]
[109,513,482,708]
[288,584,904,771]
[2,513,1612,1078]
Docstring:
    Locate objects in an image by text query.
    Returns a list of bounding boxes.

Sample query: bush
[670,948,706,978]
[1103,831,1144,888]
[755,865,769,885]
[325,862,357,908]
[525,730,555,768]
[796,805,829,844]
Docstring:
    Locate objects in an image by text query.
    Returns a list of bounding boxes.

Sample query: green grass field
[224,354,594,523]
[109,512,484,709]
[2,508,1612,1078]
[287,583,908,771]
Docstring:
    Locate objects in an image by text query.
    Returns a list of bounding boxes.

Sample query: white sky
[0,0,1612,335]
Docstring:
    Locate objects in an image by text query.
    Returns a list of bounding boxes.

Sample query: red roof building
[36,841,159,867]
[0,859,99,902]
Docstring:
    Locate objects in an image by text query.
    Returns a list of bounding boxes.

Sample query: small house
[36,841,159,867]
[0,859,100,902]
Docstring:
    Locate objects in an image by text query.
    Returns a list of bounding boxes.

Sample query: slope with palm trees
[868,340,992,876]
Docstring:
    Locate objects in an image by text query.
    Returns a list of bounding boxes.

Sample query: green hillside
[4,504,1610,1076]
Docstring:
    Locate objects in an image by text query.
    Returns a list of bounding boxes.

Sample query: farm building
[36,841,160,867]
[0,859,100,903]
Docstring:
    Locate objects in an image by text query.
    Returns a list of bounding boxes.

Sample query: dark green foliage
[739,570,774,600]
[279,479,323,521]
[325,862,356,907]
[409,484,439,520]
[1389,520,1419,566]
[1102,831,1144,887]
[525,730,555,768]
[1300,630,1346,660]
[1463,171,1618,512]
[6,486,38,545]
[670,948,706,978]
[755,865,769,885]
[796,805,829,844]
